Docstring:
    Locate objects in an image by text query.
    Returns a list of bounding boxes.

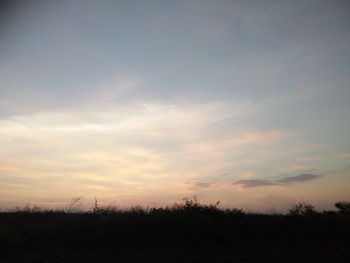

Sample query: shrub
[288,201,316,216]
[172,196,221,213]
[335,201,350,215]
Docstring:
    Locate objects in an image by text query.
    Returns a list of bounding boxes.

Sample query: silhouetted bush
[288,201,316,216]
[335,201,350,215]
[172,196,221,214]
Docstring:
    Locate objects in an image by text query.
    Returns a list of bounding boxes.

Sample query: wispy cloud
[187,182,217,191]
[234,173,324,188]
[233,179,275,188]
[277,173,324,184]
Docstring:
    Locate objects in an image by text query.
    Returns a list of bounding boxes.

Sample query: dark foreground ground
[2,245,349,263]
[1,201,350,262]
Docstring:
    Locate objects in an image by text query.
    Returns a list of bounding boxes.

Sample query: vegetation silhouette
[287,200,316,215]
[1,198,350,262]
[335,201,350,215]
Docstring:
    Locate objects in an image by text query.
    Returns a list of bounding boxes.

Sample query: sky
[0,0,350,211]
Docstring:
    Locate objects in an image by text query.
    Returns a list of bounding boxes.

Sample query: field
[1,199,350,262]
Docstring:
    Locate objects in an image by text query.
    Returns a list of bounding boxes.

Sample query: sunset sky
[1,0,350,211]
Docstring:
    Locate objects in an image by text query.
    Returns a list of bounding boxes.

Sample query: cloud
[234,173,324,188]
[187,182,217,191]
[234,179,275,188]
[277,173,324,184]
[184,130,287,155]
